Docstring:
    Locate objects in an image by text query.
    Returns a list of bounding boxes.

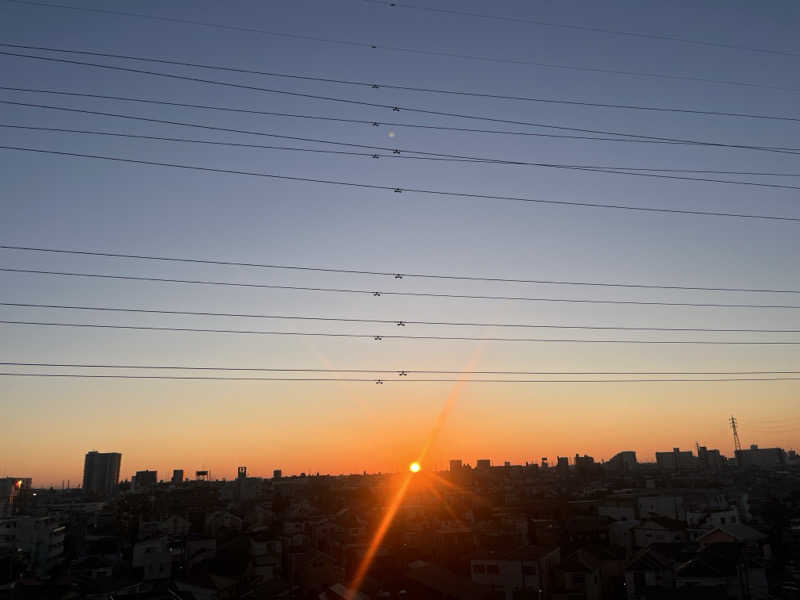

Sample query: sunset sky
[1,0,799,487]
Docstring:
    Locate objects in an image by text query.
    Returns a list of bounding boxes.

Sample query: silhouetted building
[696,446,725,471]
[449,459,462,472]
[557,456,569,476]
[0,477,32,515]
[273,469,282,479]
[607,450,637,472]
[171,469,183,484]
[655,448,696,472]
[133,470,157,490]
[476,459,491,471]
[3,516,65,575]
[82,451,121,498]
[735,444,785,469]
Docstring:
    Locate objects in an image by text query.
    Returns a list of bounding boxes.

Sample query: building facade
[82,451,122,498]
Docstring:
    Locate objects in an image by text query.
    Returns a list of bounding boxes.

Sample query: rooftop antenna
[730,416,743,452]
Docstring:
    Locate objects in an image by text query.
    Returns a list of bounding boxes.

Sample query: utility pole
[730,416,742,452]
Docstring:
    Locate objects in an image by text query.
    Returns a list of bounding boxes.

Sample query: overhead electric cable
[4,301,800,333]
[2,244,799,293]
[4,361,800,375]
[2,319,800,344]
[3,51,800,156]
[7,85,792,152]
[4,0,800,91]
[360,0,800,59]
[0,123,492,165]
[1,372,799,383]
[1,146,799,223]
[3,42,800,124]
[3,121,800,189]
[3,269,800,308]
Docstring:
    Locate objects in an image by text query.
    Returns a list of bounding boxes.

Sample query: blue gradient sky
[1,0,799,486]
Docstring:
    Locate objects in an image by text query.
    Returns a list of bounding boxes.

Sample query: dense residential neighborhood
[2,447,800,599]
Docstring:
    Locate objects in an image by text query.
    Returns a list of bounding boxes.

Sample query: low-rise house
[577,545,627,598]
[470,545,560,600]
[204,511,243,538]
[132,537,171,580]
[624,544,684,599]
[565,516,612,546]
[609,520,639,557]
[633,517,688,548]
[696,523,766,548]
[296,549,344,593]
[687,506,741,534]
[637,496,685,521]
[159,514,191,537]
[408,560,491,600]
[675,543,767,600]
[554,552,602,600]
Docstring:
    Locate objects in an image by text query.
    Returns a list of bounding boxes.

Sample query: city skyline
[14,427,796,490]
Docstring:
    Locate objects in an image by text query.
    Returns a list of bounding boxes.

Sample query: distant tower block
[541,457,548,469]
[171,470,183,484]
[449,459,462,472]
[195,470,209,481]
[238,466,247,480]
[273,469,282,479]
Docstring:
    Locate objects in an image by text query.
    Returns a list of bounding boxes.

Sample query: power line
[3,243,799,294]
[4,301,800,333]
[4,361,800,375]
[2,145,799,223]
[5,0,800,93]
[360,0,800,59]
[4,42,800,124]
[2,371,799,383]
[0,123,491,165]
[5,267,800,308]
[3,319,800,344]
[4,51,800,157]
[8,85,796,153]
[5,121,800,190]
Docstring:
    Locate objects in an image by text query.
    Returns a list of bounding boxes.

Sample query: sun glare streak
[430,472,486,505]
[347,472,414,598]
[347,350,482,597]
[427,481,466,528]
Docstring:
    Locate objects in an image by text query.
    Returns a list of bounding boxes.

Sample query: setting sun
[409,462,421,473]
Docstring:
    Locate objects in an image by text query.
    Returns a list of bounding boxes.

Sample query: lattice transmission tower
[730,415,743,452]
